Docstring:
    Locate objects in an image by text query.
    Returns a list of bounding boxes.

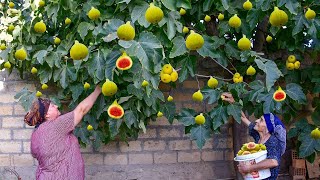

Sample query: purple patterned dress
[31,111,84,180]
[249,122,281,180]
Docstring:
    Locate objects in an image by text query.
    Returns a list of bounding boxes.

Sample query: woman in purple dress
[222,93,286,180]
[24,86,101,180]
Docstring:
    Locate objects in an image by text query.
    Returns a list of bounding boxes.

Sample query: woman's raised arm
[73,85,101,126]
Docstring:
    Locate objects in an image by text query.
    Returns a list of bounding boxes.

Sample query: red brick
[0,154,11,166]
[182,132,191,138]
[23,141,31,153]
[216,138,233,149]
[0,105,13,115]
[201,151,224,161]
[2,117,24,128]
[178,152,201,162]
[0,142,22,153]
[25,124,35,129]
[169,140,191,150]
[129,154,153,164]
[175,102,183,112]
[148,117,170,126]
[220,124,232,135]
[154,152,177,164]
[99,141,118,153]
[104,154,127,165]
[192,138,213,149]
[158,83,171,92]
[82,154,104,165]
[34,159,39,166]
[138,128,157,139]
[159,128,181,138]
[172,119,182,126]
[172,91,193,102]
[12,154,34,166]
[2,71,20,80]
[119,141,141,152]
[224,151,235,161]
[0,94,16,103]
[143,140,166,151]
[182,80,204,89]
[14,104,27,115]
[182,102,203,112]
[13,82,36,92]
[0,129,11,139]
[13,129,33,140]
[80,145,92,153]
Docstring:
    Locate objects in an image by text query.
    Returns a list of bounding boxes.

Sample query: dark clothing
[249,122,281,180]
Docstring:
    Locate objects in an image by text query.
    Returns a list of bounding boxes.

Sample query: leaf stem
[209,58,234,75]
[176,68,233,81]
[226,58,237,72]
[243,81,250,87]
[195,74,232,81]
[285,100,297,113]
[195,74,200,90]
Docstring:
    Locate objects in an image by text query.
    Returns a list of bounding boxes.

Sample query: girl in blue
[222,93,286,180]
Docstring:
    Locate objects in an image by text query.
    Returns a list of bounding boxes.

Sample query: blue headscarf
[264,113,286,155]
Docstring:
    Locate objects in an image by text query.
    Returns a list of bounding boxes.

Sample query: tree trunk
[232,119,248,179]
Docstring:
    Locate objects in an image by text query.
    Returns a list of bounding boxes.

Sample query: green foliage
[288,118,320,162]
[1,0,320,159]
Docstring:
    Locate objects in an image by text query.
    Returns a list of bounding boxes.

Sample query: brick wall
[0,68,236,179]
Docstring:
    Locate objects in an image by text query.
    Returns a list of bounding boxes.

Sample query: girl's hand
[221,92,235,104]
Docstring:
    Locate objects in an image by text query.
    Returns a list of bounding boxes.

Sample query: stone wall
[0,69,236,180]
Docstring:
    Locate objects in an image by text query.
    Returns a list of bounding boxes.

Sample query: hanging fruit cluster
[160,64,178,83]
[286,55,300,70]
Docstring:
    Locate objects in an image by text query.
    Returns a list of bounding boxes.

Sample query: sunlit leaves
[190,125,211,149]
[210,106,228,130]
[227,104,242,123]
[165,11,182,40]
[119,31,164,71]
[255,58,283,91]
[292,13,308,36]
[161,0,191,11]
[14,88,36,111]
[177,108,196,126]
[198,35,222,60]
[102,19,124,42]
[78,22,95,40]
[202,89,220,104]
[169,36,188,58]
[285,83,307,104]
[162,102,176,124]
[131,1,150,27]
[2,0,319,155]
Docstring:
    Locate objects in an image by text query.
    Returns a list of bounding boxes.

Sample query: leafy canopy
[1,0,320,161]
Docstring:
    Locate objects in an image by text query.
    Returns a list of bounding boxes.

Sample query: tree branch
[205,15,219,36]
[253,16,269,52]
